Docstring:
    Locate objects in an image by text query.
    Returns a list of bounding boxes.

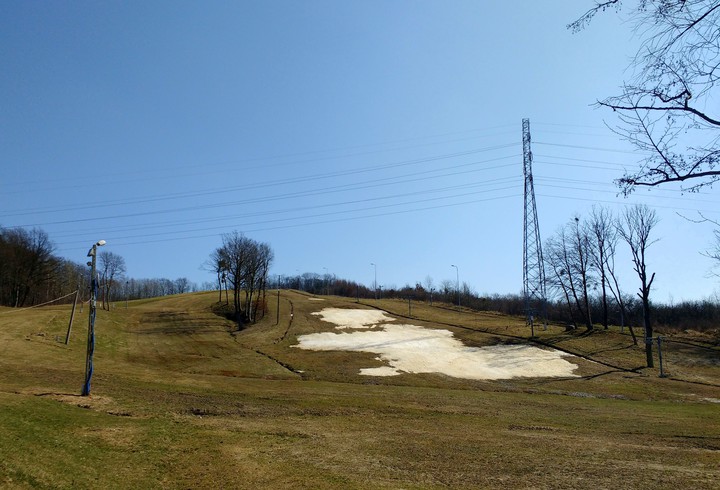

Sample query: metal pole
[276,288,280,325]
[451,264,459,307]
[371,263,377,300]
[82,241,103,396]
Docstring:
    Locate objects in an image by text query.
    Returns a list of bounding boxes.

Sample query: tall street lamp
[451,264,460,307]
[82,239,105,396]
[370,262,377,300]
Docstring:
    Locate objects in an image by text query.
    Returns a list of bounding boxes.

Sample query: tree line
[271,266,720,335]
[0,226,197,309]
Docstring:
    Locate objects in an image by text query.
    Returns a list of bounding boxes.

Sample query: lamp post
[451,264,460,307]
[370,262,377,300]
[82,239,105,396]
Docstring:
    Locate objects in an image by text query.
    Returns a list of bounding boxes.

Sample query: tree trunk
[642,290,653,368]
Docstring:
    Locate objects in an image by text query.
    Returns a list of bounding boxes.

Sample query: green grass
[0,291,718,488]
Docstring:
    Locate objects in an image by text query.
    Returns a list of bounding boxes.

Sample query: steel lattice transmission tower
[522,118,547,336]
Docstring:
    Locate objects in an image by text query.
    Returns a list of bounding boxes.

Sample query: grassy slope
[0,291,718,489]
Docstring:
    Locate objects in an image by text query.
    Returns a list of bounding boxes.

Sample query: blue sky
[2,1,719,302]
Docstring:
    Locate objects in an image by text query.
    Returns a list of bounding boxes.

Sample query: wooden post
[65,288,80,345]
[275,288,280,325]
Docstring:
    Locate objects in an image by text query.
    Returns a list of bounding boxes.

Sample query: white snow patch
[311,307,395,329]
[296,308,578,380]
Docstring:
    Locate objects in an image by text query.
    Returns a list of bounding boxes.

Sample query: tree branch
[598,99,720,127]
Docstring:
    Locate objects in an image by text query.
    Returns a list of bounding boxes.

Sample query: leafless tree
[571,1,720,194]
[99,251,126,310]
[588,206,618,329]
[545,217,596,330]
[439,279,455,302]
[602,223,639,344]
[680,212,720,276]
[0,227,56,307]
[708,229,720,275]
[214,232,273,325]
[204,249,227,303]
[174,277,190,294]
[617,204,659,367]
[252,243,275,319]
[423,275,434,293]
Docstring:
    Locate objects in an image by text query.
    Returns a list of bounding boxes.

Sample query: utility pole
[522,118,547,336]
[82,239,105,396]
[276,275,282,325]
[65,285,80,344]
[451,264,460,307]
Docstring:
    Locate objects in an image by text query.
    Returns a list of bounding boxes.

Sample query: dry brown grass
[0,291,718,489]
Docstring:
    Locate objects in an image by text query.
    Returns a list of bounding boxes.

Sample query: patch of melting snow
[296,308,578,380]
[311,307,395,329]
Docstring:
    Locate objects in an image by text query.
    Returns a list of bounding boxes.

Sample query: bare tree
[545,217,596,330]
[0,227,56,307]
[588,206,618,329]
[99,251,126,310]
[174,277,190,294]
[571,1,720,194]
[617,204,659,367]
[251,242,273,321]
[439,279,455,302]
[681,212,720,276]
[708,229,720,275]
[204,249,227,303]
[546,230,578,328]
[602,224,639,344]
[214,232,273,325]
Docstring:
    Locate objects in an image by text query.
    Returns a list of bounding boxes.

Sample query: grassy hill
[1,291,718,489]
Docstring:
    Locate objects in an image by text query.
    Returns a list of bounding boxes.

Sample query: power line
[2,144,520,218]
[48,173,522,240]
[56,192,522,251]
[4,124,519,191]
[52,180,523,246]
[9,152,521,228]
[533,141,638,154]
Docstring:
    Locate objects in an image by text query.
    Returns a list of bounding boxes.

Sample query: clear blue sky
[2,1,719,303]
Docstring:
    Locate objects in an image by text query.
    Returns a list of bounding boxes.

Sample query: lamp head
[87,240,106,257]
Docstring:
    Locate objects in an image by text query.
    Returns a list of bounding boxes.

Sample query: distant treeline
[0,226,198,308]
[3,225,718,332]
[275,273,720,333]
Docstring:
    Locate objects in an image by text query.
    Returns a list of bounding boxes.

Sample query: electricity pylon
[522,118,547,336]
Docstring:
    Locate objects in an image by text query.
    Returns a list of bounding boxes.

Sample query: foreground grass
[0,292,718,488]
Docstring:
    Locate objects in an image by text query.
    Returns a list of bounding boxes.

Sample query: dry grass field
[0,290,718,489]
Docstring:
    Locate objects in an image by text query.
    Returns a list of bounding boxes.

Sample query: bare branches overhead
[572,0,720,194]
